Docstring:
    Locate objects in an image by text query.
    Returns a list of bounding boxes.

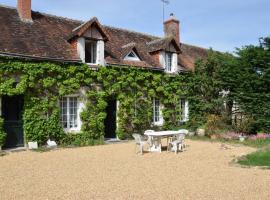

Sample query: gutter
[0,52,81,63]
[0,52,164,71]
[107,63,164,71]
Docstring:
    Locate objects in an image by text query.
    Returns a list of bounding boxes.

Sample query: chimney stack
[17,0,32,22]
[164,13,180,44]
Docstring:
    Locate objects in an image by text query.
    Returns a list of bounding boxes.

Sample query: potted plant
[239,134,246,142]
[197,125,206,136]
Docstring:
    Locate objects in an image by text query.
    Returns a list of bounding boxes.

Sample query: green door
[2,95,24,148]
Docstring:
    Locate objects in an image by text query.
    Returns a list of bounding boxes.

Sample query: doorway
[104,99,117,139]
[2,95,24,148]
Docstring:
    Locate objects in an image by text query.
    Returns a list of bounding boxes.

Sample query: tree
[233,37,270,131]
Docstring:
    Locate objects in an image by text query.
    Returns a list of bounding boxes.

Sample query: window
[85,40,97,64]
[165,52,173,72]
[153,98,161,123]
[179,98,189,122]
[60,97,79,130]
[124,50,140,61]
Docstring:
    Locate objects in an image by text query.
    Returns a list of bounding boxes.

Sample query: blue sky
[1,0,269,52]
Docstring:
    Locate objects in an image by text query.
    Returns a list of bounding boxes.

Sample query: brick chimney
[164,13,180,44]
[17,0,32,22]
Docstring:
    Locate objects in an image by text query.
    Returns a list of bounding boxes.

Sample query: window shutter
[97,40,105,65]
[77,37,85,62]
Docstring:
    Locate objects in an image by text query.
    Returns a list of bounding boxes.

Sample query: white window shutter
[185,101,189,121]
[172,53,178,72]
[77,37,85,63]
[159,51,166,68]
[97,40,105,66]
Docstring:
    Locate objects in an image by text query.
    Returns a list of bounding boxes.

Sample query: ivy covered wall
[0,57,191,145]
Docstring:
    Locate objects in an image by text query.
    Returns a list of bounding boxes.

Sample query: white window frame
[85,40,97,64]
[179,98,189,122]
[160,51,178,73]
[124,50,141,61]
[165,52,173,72]
[153,98,163,126]
[60,95,83,133]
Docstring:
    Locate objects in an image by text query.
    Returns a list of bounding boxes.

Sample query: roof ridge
[0,4,84,24]
[0,4,17,10]
[0,4,161,41]
[104,25,160,40]
[181,43,209,51]
[34,11,83,24]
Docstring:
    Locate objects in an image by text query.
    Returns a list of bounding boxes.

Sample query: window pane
[60,97,68,128]
[153,99,160,122]
[85,40,97,64]
[165,53,172,71]
[60,97,78,130]
[69,97,78,128]
[180,98,186,121]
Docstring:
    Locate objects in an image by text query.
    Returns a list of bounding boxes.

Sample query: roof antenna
[161,0,170,23]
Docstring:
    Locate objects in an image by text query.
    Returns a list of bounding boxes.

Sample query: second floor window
[165,52,173,72]
[85,40,97,64]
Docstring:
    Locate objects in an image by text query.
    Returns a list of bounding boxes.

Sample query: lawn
[238,148,270,168]
[1,139,270,200]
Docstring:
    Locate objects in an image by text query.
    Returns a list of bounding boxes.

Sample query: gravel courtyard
[0,140,270,200]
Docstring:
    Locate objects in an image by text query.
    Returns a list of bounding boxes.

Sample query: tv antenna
[161,0,170,22]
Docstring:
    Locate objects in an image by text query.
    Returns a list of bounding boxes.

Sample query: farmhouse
[0,0,208,148]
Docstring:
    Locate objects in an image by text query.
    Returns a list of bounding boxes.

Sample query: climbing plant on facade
[0,56,191,145]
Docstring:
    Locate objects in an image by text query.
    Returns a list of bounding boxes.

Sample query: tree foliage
[189,37,270,132]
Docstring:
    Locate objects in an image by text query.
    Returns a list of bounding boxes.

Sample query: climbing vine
[0,56,191,145]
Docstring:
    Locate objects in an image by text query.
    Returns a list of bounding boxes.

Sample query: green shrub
[234,116,256,134]
[205,114,227,136]
[60,132,104,147]
[0,118,6,147]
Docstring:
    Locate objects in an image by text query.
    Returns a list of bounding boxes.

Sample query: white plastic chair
[132,134,150,155]
[168,133,185,154]
[177,129,188,149]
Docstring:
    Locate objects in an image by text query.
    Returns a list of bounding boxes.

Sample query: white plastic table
[144,130,182,152]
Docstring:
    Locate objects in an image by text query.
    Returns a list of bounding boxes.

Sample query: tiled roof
[0,5,208,71]
[147,37,181,53]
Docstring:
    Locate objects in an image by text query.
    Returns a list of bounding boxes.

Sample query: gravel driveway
[0,140,270,200]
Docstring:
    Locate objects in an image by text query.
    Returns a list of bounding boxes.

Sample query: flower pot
[28,141,38,149]
[188,131,195,136]
[239,136,245,142]
[197,129,205,136]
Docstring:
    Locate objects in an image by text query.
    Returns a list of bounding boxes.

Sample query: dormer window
[69,17,109,66]
[124,50,140,61]
[165,52,173,72]
[85,40,97,64]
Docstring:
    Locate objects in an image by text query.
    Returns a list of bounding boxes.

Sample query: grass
[238,149,270,168]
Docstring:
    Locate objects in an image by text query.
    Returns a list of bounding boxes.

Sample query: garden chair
[167,129,188,149]
[177,129,188,149]
[132,134,150,155]
[167,133,186,154]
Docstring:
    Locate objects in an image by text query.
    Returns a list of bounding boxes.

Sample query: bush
[60,132,104,147]
[0,118,6,147]
[233,116,256,134]
[205,114,227,136]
